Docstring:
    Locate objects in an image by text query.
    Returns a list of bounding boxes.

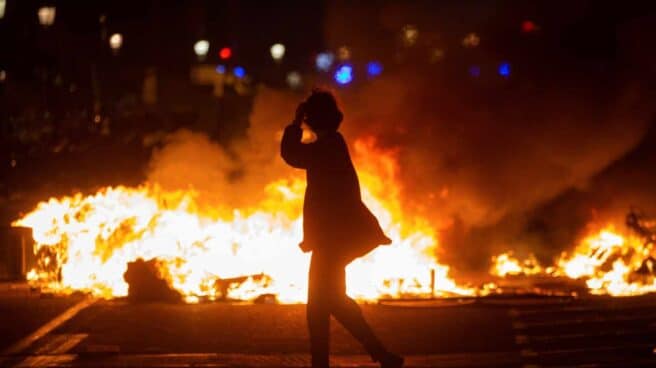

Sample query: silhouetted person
[281,89,404,368]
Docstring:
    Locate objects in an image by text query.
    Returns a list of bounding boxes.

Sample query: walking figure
[281,89,404,368]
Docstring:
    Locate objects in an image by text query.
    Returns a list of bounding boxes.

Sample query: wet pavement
[1,295,656,367]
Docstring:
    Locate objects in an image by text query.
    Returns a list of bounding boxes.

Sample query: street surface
[2,294,656,367]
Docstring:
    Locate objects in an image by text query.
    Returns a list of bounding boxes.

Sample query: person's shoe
[379,352,404,368]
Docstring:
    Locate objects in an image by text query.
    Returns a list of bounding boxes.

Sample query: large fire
[13,137,474,303]
[13,132,656,301]
[491,226,656,296]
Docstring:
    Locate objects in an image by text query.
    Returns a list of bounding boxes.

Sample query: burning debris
[626,208,656,248]
[214,273,273,301]
[124,258,182,303]
[489,210,656,296]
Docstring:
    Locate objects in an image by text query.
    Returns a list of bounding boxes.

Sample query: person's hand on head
[293,102,306,126]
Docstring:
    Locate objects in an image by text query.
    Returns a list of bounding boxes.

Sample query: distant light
[215,65,226,74]
[270,43,285,62]
[469,65,481,77]
[334,64,353,85]
[366,61,383,77]
[402,24,419,47]
[233,66,246,79]
[194,40,210,59]
[109,33,123,52]
[38,6,56,26]
[315,52,334,72]
[286,71,302,89]
[219,47,232,60]
[521,20,538,33]
[498,62,511,77]
[0,70,5,82]
[0,0,6,19]
[429,48,445,63]
[462,32,480,48]
[337,46,351,61]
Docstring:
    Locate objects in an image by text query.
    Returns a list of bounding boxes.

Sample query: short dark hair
[304,89,343,132]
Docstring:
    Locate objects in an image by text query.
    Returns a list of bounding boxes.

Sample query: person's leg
[332,294,390,360]
[326,260,392,362]
[307,255,331,368]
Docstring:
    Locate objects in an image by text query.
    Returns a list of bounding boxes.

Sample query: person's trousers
[307,253,388,368]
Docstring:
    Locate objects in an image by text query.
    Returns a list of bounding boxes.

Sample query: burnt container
[0,226,35,281]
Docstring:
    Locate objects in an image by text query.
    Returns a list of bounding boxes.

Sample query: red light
[219,47,232,59]
[521,20,537,33]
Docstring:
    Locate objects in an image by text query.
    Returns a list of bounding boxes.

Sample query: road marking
[33,334,88,355]
[2,298,95,355]
[13,334,88,368]
[13,354,76,368]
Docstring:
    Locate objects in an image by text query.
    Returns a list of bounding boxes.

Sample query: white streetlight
[38,6,56,27]
[270,43,285,62]
[315,52,334,72]
[0,0,6,19]
[194,40,210,61]
[109,33,123,54]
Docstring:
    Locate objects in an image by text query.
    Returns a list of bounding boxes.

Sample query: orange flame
[490,226,656,296]
[13,137,474,302]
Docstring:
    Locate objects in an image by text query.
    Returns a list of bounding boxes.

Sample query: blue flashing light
[366,61,383,77]
[498,62,511,77]
[215,64,226,74]
[469,65,481,77]
[334,64,353,85]
[316,52,334,72]
[233,66,246,79]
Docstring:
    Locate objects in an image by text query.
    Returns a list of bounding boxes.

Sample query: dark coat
[281,124,391,262]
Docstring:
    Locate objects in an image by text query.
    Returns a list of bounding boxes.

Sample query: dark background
[1,1,655,274]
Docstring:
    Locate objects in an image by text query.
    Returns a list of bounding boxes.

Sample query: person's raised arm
[281,103,313,168]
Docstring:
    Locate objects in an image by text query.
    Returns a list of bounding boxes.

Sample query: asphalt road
[2,295,656,367]
[0,292,84,352]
